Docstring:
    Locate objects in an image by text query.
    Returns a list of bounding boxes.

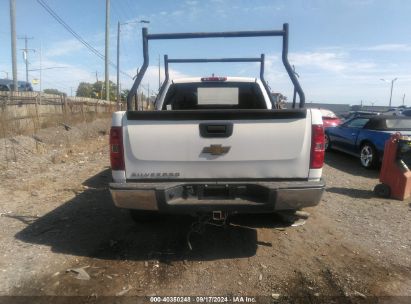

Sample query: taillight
[110,126,125,170]
[310,124,325,169]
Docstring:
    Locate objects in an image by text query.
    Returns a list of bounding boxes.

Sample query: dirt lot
[0,118,410,303]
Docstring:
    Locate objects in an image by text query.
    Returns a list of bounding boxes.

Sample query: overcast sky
[0,0,410,106]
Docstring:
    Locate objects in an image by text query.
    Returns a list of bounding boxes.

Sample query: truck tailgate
[123,109,312,180]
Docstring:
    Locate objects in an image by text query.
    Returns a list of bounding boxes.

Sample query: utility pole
[116,21,120,109]
[10,0,18,91]
[18,35,35,84]
[105,0,110,101]
[403,94,406,106]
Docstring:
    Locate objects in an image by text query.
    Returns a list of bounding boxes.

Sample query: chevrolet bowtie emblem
[202,144,231,155]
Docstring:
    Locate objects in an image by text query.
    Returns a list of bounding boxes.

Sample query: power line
[36,0,104,60]
[36,0,133,79]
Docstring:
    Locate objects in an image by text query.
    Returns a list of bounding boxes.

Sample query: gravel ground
[0,119,410,304]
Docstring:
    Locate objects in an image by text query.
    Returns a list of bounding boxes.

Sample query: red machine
[374,133,411,200]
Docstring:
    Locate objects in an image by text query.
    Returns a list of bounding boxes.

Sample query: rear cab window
[161,82,267,110]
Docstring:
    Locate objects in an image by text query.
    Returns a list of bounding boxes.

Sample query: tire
[360,142,379,169]
[129,210,163,223]
[374,183,391,198]
[324,134,332,151]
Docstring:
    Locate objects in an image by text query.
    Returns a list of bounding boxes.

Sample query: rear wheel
[360,143,378,169]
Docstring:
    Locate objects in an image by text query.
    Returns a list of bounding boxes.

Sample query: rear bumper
[109,179,325,214]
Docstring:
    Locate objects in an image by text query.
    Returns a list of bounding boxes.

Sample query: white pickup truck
[109,24,325,220]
